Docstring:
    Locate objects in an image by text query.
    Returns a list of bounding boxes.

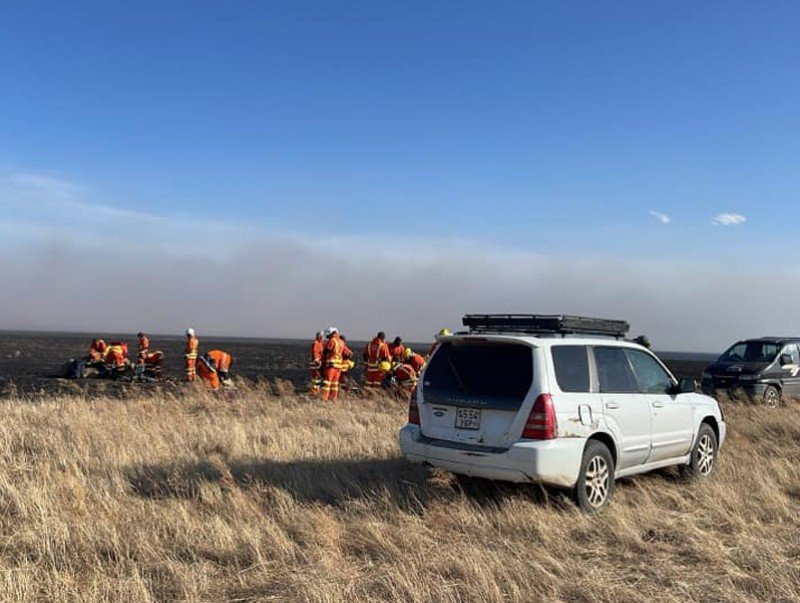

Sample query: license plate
[455,408,481,430]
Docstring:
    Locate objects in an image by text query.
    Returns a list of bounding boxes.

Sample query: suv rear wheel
[575,441,615,512]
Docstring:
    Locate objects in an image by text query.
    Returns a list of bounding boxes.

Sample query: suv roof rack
[462,314,630,339]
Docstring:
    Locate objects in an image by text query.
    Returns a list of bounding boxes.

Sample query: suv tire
[575,441,615,512]
[683,423,718,480]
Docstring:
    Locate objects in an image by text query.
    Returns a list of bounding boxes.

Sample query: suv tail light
[522,394,557,440]
[408,387,420,426]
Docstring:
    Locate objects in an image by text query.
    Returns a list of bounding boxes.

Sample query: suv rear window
[423,341,533,410]
[551,345,590,392]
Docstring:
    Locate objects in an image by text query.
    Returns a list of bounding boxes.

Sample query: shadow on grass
[126,456,573,511]
[127,456,432,511]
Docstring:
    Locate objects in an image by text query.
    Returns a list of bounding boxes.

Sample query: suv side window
[625,349,673,394]
[780,343,799,364]
[551,345,590,393]
[593,347,638,393]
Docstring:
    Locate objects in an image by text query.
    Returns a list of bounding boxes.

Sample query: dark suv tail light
[408,387,420,426]
[522,394,557,440]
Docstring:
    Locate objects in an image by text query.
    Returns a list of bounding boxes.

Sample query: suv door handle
[652,401,664,408]
[605,402,620,410]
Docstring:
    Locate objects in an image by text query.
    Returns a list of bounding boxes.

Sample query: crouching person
[196,350,234,390]
[104,341,130,380]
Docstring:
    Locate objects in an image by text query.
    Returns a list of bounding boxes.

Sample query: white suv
[399,315,726,511]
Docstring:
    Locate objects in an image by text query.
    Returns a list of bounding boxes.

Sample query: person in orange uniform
[404,347,426,374]
[86,338,108,364]
[389,336,404,367]
[196,355,220,390]
[321,327,343,402]
[184,328,199,381]
[196,349,234,390]
[136,332,164,379]
[105,341,129,379]
[364,331,391,389]
[392,362,418,395]
[339,335,356,394]
[309,331,324,394]
[207,349,233,380]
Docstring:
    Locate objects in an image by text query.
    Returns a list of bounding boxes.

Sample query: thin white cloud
[649,211,671,224]
[711,212,746,226]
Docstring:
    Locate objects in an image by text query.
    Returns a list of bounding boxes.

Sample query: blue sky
[1,1,799,348]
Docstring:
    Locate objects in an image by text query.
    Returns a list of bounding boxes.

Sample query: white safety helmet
[324,326,338,337]
[186,328,196,337]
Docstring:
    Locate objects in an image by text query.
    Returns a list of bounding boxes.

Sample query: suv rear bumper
[398,424,583,488]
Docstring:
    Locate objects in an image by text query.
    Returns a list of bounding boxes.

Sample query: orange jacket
[394,363,417,384]
[88,339,107,361]
[389,343,405,362]
[185,336,199,358]
[196,356,220,390]
[207,350,232,373]
[407,352,425,374]
[105,342,128,368]
[364,338,391,370]
[324,334,343,368]
[311,339,324,363]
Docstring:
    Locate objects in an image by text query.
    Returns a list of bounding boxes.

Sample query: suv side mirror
[780,353,793,366]
[670,377,696,395]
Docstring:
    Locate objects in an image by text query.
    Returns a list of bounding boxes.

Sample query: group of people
[82,328,234,390]
[77,326,450,398]
[85,333,165,380]
[309,328,450,401]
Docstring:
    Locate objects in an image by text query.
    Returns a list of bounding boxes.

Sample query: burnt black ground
[0,331,713,399]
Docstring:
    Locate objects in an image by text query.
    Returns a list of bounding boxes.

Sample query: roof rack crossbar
[462,314,629,339]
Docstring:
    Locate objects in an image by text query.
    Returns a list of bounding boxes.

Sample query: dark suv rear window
[423,341,533,410]
[552,345,590,392]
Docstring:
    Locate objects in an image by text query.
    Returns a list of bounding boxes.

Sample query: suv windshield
[719,341,780,364]
[423,341,533,410]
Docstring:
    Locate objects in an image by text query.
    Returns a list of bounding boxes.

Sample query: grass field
[0,384,797,602]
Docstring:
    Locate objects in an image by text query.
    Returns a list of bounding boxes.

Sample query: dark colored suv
[701,337,800,406]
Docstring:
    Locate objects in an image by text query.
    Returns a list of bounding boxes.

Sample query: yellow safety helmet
[403,347,413,359]
[346,360,356,371]
[378,360,392,372]
[437,328,451,337]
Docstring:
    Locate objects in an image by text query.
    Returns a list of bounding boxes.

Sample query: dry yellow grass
[0,384,797,602]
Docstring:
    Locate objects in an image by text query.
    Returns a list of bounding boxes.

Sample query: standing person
[321,327,343,402]
[364,331,391,390]
[339,335,356,394]
[389,336,405,367]
[184,328,199,382]
[309,331,324,394]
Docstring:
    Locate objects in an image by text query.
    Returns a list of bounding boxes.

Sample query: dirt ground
[0,331,710,399]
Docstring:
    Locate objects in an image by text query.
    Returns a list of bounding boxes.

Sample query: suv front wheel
[682,423,718,479]
[575,441,615,512]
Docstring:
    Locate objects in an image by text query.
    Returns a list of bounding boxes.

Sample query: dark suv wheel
[575,441,615,512]
[763,385,780,408]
